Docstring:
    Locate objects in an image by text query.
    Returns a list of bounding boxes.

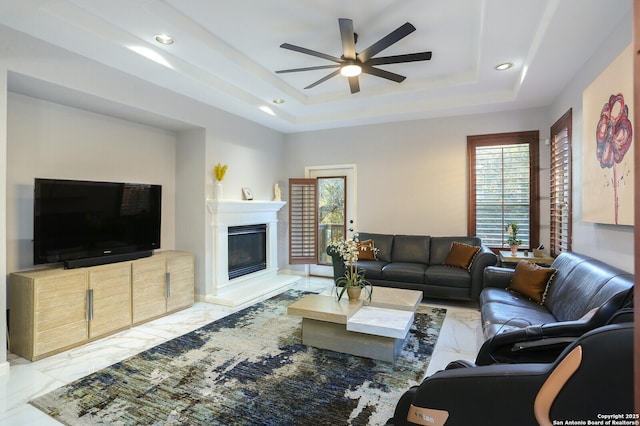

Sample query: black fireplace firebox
[228,224,267,280]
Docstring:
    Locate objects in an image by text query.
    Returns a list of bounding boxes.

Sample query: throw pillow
[508,260,557,304]
[444,242,481,271]
[357,239,376,261]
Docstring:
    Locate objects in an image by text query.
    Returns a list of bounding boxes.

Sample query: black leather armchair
[386,323,634,426]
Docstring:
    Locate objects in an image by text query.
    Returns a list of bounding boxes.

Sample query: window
[550,109,572,257]
[288,176,347,266]
[468,131,540,250]
[317,176,346,265]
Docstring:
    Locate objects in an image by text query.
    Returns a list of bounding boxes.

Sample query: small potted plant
[328,232,373,302]
[506,221,522,255]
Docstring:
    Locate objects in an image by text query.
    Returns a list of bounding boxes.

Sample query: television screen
[34,178,162,267]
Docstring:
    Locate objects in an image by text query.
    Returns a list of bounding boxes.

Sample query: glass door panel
[317,176,346,265]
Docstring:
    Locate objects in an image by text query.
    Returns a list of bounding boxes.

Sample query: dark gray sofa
[329,233,497,302]
[476,251,634,364]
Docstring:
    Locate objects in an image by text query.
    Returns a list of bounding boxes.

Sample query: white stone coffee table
[287,287,422,362]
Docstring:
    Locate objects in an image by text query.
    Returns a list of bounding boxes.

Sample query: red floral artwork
[595,93,633,224]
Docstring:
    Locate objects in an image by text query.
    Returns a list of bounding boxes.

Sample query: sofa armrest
[327,246,346,283]
[482,265,514,289]
[468,246,497,300]
[476,307,621,366]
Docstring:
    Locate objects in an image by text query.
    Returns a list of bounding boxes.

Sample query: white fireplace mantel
[205,199,297,307]
[207,200,287,218]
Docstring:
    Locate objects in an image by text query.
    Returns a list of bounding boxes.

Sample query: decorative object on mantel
[506,221,522,256]
[273,183,281,201]
[242,187,253,200]
[328,227,374,302]
[213,162,228,200]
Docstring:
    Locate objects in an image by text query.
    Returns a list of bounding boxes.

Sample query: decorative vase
[216,182,223,200]
[510,244,519,256]
[347,286,362,302]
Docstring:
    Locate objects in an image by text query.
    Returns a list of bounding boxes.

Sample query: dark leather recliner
[386,323,634,426]
[475,297,633,365]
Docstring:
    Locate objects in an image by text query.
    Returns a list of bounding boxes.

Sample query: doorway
[306,164,357,277]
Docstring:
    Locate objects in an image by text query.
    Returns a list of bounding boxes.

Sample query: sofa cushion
[357,239,376,261]
[444,242,480,271]
[430,236,482,265]
[424,265,471,288]
[358,233,394,263]
[391,235,430,264]
[508,260,556,304]
[481,295,557,327]
[382,262,427,284]
[356,260,387,280]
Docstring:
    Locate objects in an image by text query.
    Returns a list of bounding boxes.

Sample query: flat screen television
[34,178,162,268]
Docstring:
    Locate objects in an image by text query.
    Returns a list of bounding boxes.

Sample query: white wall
[0,64,8,374]
[549,12,634,270]
[175,128,207,295]
[6,93,178,273]
[282,108,550,270]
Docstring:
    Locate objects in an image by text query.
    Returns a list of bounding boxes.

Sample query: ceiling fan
[275,18,432,94]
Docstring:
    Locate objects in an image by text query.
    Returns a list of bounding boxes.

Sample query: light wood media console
[9,250,194,361]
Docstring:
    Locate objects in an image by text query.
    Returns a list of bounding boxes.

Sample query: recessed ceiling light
[154,34,174,45]
[272,98,285,104]
[495,62,513,71]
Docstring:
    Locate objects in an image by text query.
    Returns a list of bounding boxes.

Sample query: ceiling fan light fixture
[340,64,362,77]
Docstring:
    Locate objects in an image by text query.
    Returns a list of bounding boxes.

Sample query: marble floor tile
[0,276,483,425]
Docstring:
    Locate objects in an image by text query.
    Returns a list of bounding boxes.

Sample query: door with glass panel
[308,165,357,277]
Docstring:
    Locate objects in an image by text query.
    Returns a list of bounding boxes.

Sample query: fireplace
[228,224,267,279]
[206,199,298,307]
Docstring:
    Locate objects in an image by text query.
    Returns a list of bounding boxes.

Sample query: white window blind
[550,110,572,256]
[474,143,531,248]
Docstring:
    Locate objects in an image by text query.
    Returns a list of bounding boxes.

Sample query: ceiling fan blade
[348,76,360,94]
[357,22,416,63]
[339,18,356,60]
[361,65,406,83]
[280,43,343,64]
[367,51,432,66]
[276,64,340,74]
[304,69,341,89]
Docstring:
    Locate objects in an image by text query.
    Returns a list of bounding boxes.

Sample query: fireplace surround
[206,200,297,307]
[227,224,267,280]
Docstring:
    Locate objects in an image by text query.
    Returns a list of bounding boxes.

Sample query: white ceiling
[0,0,633,133]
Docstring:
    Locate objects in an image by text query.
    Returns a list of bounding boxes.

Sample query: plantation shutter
[468,131,539,250]
[474,144,531,248]
[289,178,317,264]
[550,109,572,257]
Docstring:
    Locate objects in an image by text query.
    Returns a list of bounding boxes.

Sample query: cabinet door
[34,270,88,358]
[88,263,132,338]
[131,257,167,324]
[166,254,195,312]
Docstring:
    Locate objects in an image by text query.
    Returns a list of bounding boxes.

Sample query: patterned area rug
[30,290,446,426]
